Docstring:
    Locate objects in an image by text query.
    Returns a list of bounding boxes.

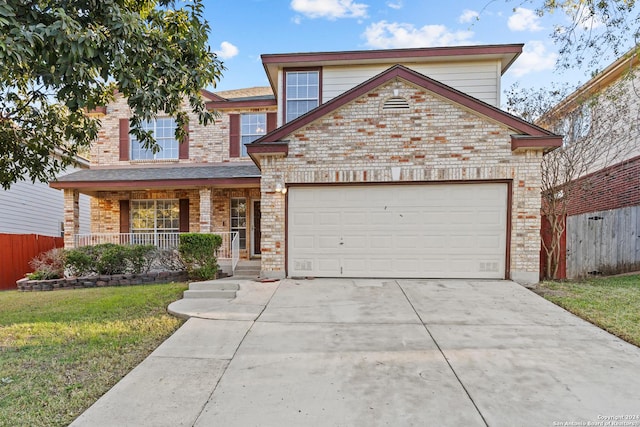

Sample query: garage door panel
[288,184,507,278]
[291,212,315,227]
[292,235,315,250]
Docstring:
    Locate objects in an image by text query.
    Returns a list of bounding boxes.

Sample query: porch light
[275,183,287,194]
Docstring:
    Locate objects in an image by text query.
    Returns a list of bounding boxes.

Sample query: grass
[0,283,188,427]
[536,274,640,347]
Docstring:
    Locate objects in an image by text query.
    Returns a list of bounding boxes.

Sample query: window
[131,118,179,160]
[240,113,267,156]
[554,104,591,147]
[131,200,180,233]
[285,70,319,123]
[231,198,247,250]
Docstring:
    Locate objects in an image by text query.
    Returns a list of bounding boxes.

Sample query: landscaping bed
[17,271,188,291]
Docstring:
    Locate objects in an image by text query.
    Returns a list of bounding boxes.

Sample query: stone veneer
[259,79,544,284]
[17,271,188,291]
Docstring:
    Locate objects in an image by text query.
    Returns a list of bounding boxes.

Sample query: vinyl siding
[0,167,90,237]
[322,61,501,106]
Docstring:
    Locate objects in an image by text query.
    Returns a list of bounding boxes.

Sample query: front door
[252,200,261,256]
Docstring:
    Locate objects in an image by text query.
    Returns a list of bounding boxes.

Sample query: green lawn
[0,283,188,427]
[536,274,640,347]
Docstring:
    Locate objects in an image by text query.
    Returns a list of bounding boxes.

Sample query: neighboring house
[51,44,561,285]
[538,49,640,278]
[0,157,91,289]
[0,159,91,237]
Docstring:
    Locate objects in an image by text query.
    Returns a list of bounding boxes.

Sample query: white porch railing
[213,232,240,272]
[75,233,181,250]
[74,232,239,272]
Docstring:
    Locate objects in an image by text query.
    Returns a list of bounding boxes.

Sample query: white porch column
[199,187,212,233]
[63,189,80,248]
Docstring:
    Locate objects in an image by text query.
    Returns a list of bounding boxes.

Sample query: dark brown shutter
[119,200,130,233]
[179,199,189,232]
[119,119,130,161]
[179,122,189,159]
[266,112,277,132]
[229,114,240,158]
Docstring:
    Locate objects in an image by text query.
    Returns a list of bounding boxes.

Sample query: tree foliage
[509,0,639,71]
[0,0,223,189]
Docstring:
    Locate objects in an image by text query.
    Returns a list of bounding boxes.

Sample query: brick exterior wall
[566,155,640,216]
[90,188,261,259]
[73,95,271,253]
[91,95,276,166]
[260,80,544,282]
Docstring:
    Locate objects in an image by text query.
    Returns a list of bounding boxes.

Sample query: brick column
[63,189,80,248]
[199,187,212,233]
[260,158,286,279]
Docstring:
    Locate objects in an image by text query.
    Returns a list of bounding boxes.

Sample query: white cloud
[363,20,474,49]
[290,0,368,20]
[509,41,557,77]
[386,0,402,9]
[215,41,239,60]
[508,7,543,32]
[459,9,479,24]
[574,5,604,30]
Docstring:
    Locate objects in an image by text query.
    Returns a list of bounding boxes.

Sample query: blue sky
[203,0,628,104]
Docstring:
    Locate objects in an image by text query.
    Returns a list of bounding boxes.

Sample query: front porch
[50,162,264,277]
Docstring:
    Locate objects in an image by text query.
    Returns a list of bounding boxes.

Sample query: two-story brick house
[52,43,561,284]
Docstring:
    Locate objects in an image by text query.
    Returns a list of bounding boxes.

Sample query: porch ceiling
[50,162,261,196]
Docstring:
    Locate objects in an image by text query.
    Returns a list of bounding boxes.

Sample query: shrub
[94,243,129,275]
[155,249,186,272]
[65,246,95,276]
[126,245,157,274]
[28,248,66,280]
[65,244,158,276]
[178,233,222,280]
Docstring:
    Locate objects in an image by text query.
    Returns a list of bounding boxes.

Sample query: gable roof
[206,86,276,110]
[539,47,638,124]
[249,64,560,156]
[214,87,274,100]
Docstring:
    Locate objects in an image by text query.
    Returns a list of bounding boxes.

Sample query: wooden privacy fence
[566,205,640,278]
[0,234,64,290]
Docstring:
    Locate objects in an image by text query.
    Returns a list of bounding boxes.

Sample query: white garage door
[288,183,507,279]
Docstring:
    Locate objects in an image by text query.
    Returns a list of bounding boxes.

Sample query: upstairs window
[131,118,179,160]
[285,70,319,123]
[240,113,267,157]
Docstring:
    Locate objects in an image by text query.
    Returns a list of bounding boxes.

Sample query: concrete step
[183,281,239,299]
[183,289,237,299]
[232,271,260,278]
[188,282,239,291]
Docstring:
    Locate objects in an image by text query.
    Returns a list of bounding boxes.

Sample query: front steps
[183,281,239,299]
[219,259,261,279]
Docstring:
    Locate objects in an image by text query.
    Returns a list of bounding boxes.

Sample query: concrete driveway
[71,279,640,427]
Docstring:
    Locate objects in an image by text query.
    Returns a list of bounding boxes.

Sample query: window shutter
[119,200,130,233]
[119,119,130,161]
[179,123,189,159]
[229,114,240,158]
[266,112,277,133]
[179,199,189,232]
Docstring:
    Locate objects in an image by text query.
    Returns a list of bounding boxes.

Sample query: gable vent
[383,96,410,110]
